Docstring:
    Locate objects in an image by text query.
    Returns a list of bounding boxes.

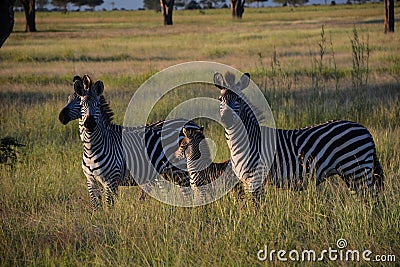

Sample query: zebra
[59,75,199,210]
[213,71,384,203]
[177,127,244,202]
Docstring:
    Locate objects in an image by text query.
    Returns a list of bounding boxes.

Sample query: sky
[97,0,143,11]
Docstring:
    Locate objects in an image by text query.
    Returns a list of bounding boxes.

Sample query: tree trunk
[384,0,394,33]
[230,0,245,19]
[231,0,236,17]
[160,0,174,26]
[21,0,37,32]
[0,0,15,47]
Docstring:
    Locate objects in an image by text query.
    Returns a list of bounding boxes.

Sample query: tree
[70,0,103,10]
[85,0,103,10]
[51,0,69,12]
[0,0,16,47]
[20,0,37,32]
[160,0,174,25]
[384,0,394,33]
[70,0,84,10]
[37,0,48,9]
[230,0,245,19]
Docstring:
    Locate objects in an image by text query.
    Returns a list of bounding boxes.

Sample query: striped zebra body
[59,75,199,210]
[261,121,383,192]
[178,127,242,202]
[214,72,384,202]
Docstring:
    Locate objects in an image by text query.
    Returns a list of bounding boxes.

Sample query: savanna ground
[1,4,400,266]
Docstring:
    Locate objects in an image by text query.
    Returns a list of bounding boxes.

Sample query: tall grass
[1,4,399,266]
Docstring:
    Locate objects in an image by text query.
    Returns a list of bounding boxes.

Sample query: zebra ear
[74,79,85,96]
[236,73,250,91]
[93,81,104,96]
[73,75,82,84]
[213,72,225,90]
[82,75,92,90]
[182,128,189,138]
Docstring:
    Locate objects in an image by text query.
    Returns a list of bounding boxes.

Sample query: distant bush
[0,137,25,169]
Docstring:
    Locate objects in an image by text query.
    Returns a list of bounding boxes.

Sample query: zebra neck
[79,120,121,146]
[79,119,85,142]
[224,119,261,178]
[225,122,261,151]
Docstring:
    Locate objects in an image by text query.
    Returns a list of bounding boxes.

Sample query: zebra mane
[99,95,115,125]
[146,120,165,128]
[238,91,265,123]
[222,71,265,123]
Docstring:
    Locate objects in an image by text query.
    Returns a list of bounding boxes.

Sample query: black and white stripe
[59,75,199,210]
[178,127,243,202]
[214,72,384,202]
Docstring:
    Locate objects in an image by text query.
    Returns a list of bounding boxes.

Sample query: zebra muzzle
[59,108,71,125]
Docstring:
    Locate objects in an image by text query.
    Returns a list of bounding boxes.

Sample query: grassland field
[1,3,400,266]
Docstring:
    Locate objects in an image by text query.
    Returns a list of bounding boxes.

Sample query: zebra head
[176,127,207,161]
[59,75,92,125]
[178,126,213,173]
[213,72,250,129]
[74,77,105,132]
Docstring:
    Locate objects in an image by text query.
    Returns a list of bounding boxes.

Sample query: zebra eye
[180,143,187,150]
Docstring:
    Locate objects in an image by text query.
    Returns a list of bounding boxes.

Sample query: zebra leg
[139,182,159,201]
[190,176,208,204]
[241,170,264,206]
[160,169,193,203]
[86,175,102,211]
[104,179,118,207]
[229,182,246,202]
[159,171,192,202]
[373,153,385,192]
[139,186,148,201]
[178,185,192,203]
[343,167,378,202]
[191,183,206,203]
[175,173,192,204]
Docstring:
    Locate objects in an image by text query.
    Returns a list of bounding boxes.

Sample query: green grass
[1,4,400,266]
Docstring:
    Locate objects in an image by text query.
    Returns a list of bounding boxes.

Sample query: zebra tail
[373,152,384,192]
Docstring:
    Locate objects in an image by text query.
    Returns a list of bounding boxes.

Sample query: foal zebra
[177,127,244,203]
[59,75,199,210]
[213,71,384,203]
